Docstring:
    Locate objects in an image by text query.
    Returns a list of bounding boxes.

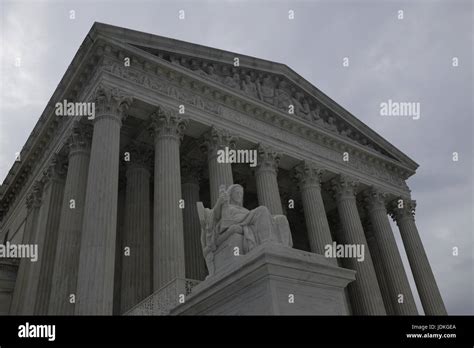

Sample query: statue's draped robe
[218,203,277,253]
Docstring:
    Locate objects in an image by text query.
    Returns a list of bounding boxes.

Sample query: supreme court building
[0,23,447,316]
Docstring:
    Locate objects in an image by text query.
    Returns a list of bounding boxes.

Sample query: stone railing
[125,278,201,316]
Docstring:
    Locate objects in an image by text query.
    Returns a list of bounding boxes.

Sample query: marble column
[363,218,395,315]
[113,180,126,315]
[200,127,236,206]
[27,155,66,315]
[48,123,92,315]
[364,189,418,315]
[75,85,132,315]
[181,155,207,280]
[390,199,447,315]
[293,161,336,264]
[9,180,43,315]
[120,143,152,313]
[149,105,188,290]
[255,144,283,215]
[331,175,386,315]
[328,213,353,315]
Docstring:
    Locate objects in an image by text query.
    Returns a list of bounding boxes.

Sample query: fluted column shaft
[365,189,418,315]
[10,181,43,314]
[331,175,386,315]
[364,221,395,315]
[391,200,447,315]
[48,124,91,315]
[181,157,207,280]
[24,156,66,315]
[182,182,207,280]
[120,152,152,313]
[201,127,236,206]
[294,162,335,264]
[255,144,283,215]
[75,86,132,315]
[150,106,188,290]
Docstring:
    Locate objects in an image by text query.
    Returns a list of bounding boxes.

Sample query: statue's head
[227,184,244,206]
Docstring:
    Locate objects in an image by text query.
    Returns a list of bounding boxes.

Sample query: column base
[172,243,355,315]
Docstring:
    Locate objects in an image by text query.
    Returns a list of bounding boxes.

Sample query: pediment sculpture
[197,184,293,277]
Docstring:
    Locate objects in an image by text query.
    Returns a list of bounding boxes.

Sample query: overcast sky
[1,0,472,314]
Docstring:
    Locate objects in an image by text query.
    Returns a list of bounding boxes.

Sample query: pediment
[92,22,418,172]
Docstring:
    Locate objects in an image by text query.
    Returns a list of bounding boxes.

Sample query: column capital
[292,160,324,189]
[26,180,44,210]
[92,84,133,125]
[148,105,188,141]
[330,174,359,201]
[67,122,92,156]
[41,154,67,186]
[363,187,388,213]
[124,142,153,173]
[181,154,203,185]
[200,126,237,155]
[389,198,417,223]
[255,143,281,174]
[362,216,374,238]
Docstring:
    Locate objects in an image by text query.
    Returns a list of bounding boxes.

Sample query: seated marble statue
[197,184,293,277]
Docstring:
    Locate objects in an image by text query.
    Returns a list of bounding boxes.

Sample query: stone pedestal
[172,243,355,315]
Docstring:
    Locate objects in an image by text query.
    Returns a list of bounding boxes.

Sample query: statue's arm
[211,196,224,221]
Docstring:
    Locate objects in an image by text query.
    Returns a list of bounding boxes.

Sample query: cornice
[0,37,109,225]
